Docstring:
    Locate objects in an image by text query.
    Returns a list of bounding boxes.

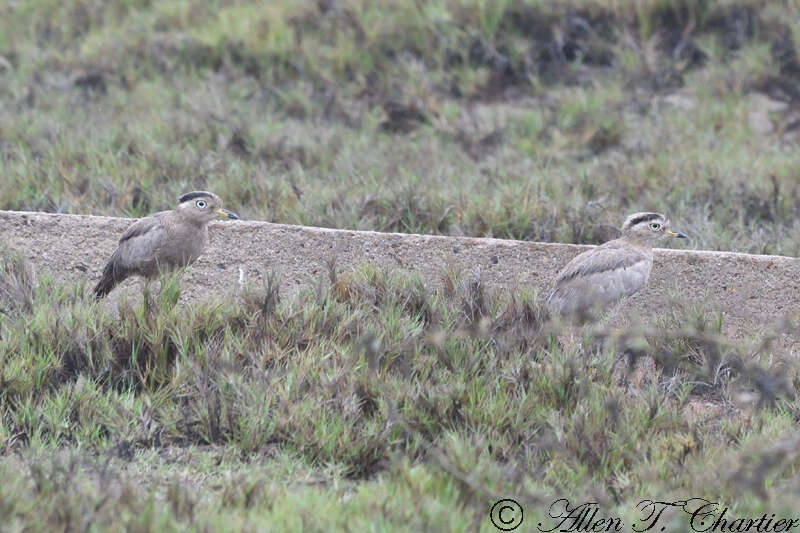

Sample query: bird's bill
[667,230,688,239]
[217,208,239,220]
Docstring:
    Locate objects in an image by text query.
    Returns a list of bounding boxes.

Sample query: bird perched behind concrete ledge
[93,191,239,299]
[546,212,687,318]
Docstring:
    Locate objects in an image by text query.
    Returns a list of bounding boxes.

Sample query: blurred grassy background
[4,1,800,531]
[3,0,800,253]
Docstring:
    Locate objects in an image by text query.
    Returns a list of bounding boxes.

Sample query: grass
[3,0,800,530]
[1,248,800,531]
[2,1,800,252]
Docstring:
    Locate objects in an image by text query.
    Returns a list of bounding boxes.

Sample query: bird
[546,212,687,318]
[93,191,239,299]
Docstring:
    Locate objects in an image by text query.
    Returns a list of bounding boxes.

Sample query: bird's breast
[158,224,208,267]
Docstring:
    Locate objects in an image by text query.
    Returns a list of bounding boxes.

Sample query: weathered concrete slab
[1,210,798,352]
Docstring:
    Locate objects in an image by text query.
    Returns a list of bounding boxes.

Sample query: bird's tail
[93,260,123,300]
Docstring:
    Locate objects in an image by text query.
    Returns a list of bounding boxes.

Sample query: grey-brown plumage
[93,191,239,299]
[546,212,687,317]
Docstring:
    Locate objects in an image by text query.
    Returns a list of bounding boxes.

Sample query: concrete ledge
[1,210,798,351]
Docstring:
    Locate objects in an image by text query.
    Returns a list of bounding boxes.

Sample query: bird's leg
[553,322,584,357]
[566,327,584,356]
[142,278,155,311]
[156,268,183,309]
[593,300,654,386]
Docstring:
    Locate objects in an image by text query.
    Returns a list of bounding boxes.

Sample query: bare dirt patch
[1,209,798,353]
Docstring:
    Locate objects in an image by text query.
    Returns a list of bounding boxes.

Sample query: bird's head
[176,191,239,225]
[620,212,687,245]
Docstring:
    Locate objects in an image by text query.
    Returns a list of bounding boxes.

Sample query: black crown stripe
[628,213,662,226]
[178,191,214,203]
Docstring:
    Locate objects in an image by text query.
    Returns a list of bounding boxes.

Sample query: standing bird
[546,212,687,318]
[93,191,239,299]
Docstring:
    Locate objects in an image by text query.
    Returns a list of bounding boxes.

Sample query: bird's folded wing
[555,244,648,285]
[114,215,170,271]
[118,212,168,243]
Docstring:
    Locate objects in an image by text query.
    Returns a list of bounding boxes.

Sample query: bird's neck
[619,236,655,251]
[174,212,209,229]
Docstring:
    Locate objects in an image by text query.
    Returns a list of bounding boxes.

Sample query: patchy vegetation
[2,248,800,530]
[2,1,800,253]
[3,0,800,530]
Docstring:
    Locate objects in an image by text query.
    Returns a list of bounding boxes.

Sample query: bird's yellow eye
[196,200,207,209]
[649,222,661,231]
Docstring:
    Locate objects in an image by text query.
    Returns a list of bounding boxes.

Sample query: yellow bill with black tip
[217,208,239,220]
